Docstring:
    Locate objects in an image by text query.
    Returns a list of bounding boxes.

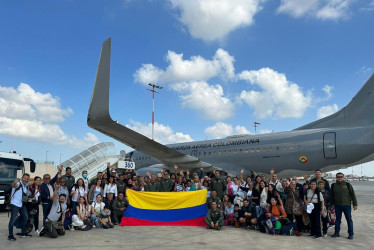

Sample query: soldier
[116,175,126,195]
[207,191,221,209]
[112,192,128,225]
[145,173,159,192]
[211,170,226,200]
[62,166,75,192]
[159,169,173,192]
[205,201,224,230]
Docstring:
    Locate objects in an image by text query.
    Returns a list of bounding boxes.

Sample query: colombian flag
[120,189,208,226]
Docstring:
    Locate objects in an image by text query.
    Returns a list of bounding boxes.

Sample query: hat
[157,173,162,177]
[306,203,314,214]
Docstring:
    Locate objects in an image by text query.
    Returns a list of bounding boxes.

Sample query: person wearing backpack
[8,173,31,241]
[330,172,358,240]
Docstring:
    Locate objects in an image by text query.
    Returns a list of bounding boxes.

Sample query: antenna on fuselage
[254,122,261,134]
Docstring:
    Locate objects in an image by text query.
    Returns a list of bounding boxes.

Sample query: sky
[0,0,374,176]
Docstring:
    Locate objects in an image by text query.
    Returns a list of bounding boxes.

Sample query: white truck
[0,151,35,210]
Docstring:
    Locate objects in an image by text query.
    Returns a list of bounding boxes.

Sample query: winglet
[88,38,113,126]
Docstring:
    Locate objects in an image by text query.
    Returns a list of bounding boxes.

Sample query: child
[224,200,234,226]
[233,204,244,228]
[100,206,114,229]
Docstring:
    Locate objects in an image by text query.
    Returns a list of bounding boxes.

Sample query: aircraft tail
[296,73,374,130]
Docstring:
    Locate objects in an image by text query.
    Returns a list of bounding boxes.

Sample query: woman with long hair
[27,176,42,234]
[71,178,88,215]
[88,179,103,204]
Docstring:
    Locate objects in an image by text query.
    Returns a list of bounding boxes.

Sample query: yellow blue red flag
[120,189,208,226]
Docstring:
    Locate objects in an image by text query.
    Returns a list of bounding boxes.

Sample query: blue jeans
[335,205,354,235]
[8,204,28,236]
[90,214,102,228]
[42,203,52,221]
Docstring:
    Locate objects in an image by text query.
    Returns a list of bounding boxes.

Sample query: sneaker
[35,230,40,236]
[8,235,16,241]
[323,233,327,237]
[348,235,353,240]
[20,233,32,238]
[68,224,75,231]
[328,224,335,228]
[315,236,322,239]
[93,224,96,228]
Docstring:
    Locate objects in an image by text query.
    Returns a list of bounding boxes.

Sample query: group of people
[204,169,358,240]
[7,164,358,241]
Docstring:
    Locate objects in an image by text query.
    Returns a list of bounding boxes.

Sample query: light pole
[59,154,63,164]
[147,83,163,140]
[45,150,49,164]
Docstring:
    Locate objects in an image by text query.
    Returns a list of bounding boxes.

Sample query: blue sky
[0,0,374,175]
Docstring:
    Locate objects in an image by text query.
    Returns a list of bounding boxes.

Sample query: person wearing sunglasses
[41,165,62,221]
[330,172,358,240]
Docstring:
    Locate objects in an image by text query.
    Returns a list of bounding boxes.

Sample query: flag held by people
[120,189,207,226]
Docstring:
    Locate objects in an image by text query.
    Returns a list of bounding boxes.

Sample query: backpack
[281,222,296,236]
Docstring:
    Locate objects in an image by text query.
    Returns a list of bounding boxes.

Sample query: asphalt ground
[1,181,373,250]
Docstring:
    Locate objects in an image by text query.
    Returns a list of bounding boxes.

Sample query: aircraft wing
[87,38,211,169]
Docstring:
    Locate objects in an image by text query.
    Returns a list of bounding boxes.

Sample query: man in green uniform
[112,192,128,225]
[62,166,75,192]
[160,170,173,192]
[205,201,224,230]
[145,174,159,192]
[331,172,358,240]
[207,191,222,209]
[211,170,226,200]
[116,174,126,195]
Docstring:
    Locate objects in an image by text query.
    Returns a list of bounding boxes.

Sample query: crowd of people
[7,164,358,241]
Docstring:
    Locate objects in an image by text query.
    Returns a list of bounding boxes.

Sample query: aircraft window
[263,147,267,151]
[245,149,249,153]
[223,150,226,154]
[208,152,211,155]
[234,149,238,154]
[250,148,254,153]
[297,145,301,150]
[269,147,273,151]
[218,151,221,155]
[283,146,287,150]
[199,152,201,156]
[228,150,231,154]
[289,146,294,150]
[213,151,216,155]
[204,152,206,156]
[276,146,280,151]
[239,149,242,152]
[257,148,260,152]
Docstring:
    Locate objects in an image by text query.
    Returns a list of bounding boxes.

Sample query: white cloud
[235,125,251,135]
[238,68,311,119]
[205,122,251,139]
[0,83,99,149]
[134,49,235,84]
[169,0,264,41]
[357,66,373,75]
[126,120,193,144]
[322,85,333,99]
[277,0,352,20]
[317,104,339,119]
[172,81,235,120]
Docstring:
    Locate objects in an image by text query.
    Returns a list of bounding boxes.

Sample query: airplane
[87,38,374,178]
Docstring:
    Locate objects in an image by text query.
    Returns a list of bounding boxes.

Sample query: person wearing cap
[159,169,173,192]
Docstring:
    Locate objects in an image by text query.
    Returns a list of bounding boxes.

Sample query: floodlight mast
[147,83,163,141]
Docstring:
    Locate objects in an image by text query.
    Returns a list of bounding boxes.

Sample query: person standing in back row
[62,166,75,192]
[211,170,226,200]
[331,172,358,240]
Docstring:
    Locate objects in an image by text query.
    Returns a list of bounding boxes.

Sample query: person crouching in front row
[205,201,224,230]
[100,206,114,229]
[41,183,66,238]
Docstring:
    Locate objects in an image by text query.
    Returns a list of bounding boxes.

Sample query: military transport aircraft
[87,38,374,177]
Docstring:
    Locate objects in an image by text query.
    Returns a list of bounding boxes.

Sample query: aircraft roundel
[299,156,307,163]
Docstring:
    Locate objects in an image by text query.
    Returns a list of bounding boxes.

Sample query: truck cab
[0,151,35,209]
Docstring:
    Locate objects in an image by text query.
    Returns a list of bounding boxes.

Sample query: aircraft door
[191,150,198,158]
[323,132,337,158]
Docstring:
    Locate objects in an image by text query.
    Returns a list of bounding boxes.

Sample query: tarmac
[1,181,373,250]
